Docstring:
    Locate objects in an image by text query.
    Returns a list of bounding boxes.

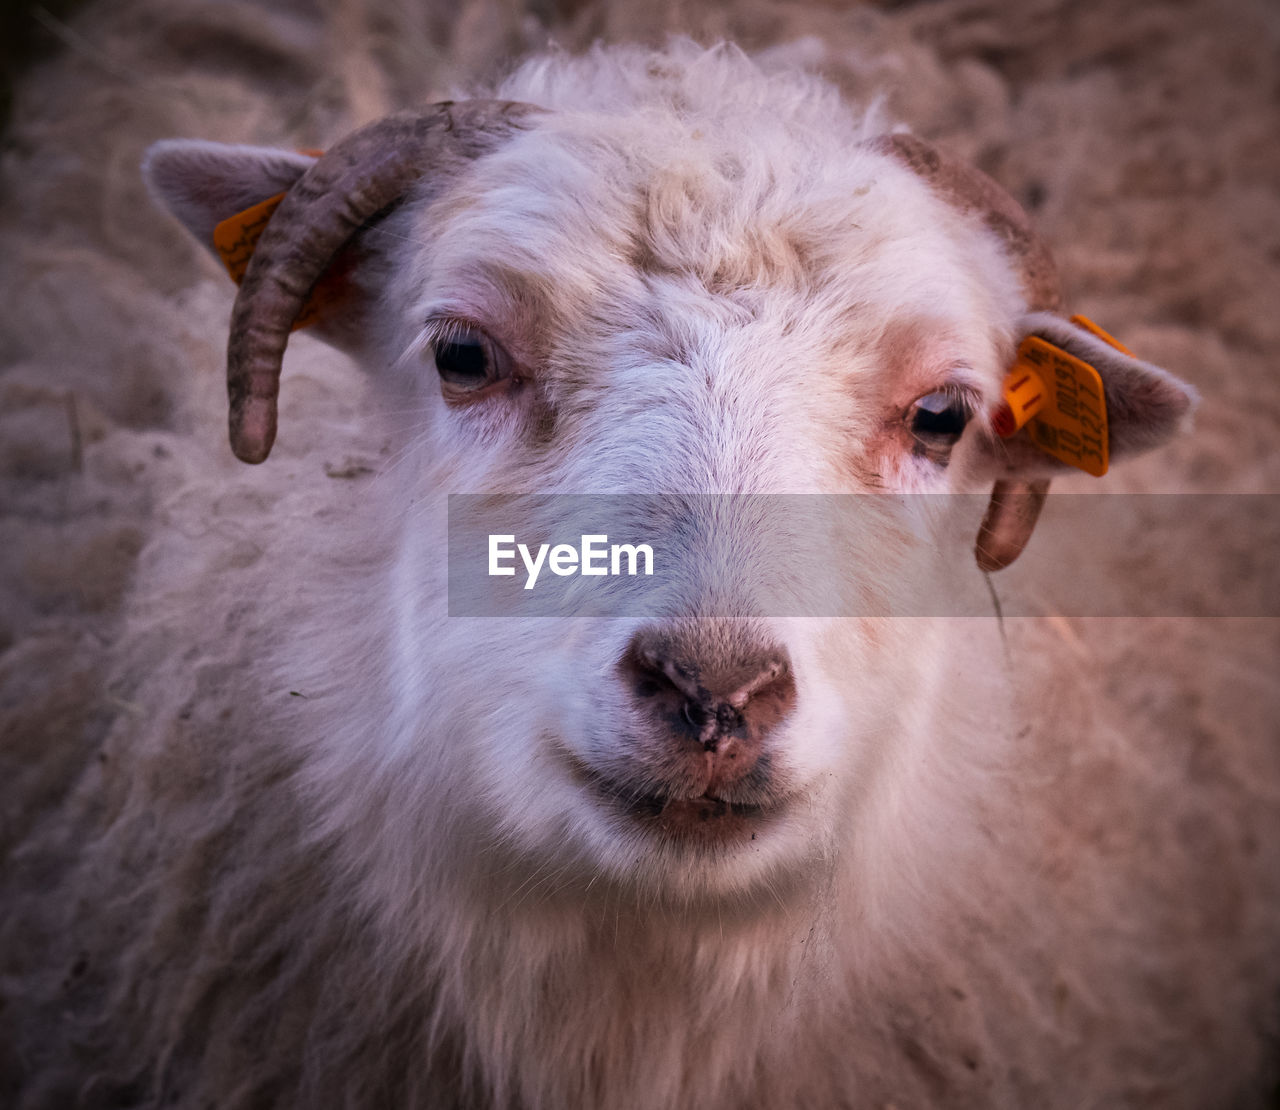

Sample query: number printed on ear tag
[995,336,1110,477]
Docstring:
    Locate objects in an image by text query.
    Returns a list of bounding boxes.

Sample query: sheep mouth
[583,770,780,841]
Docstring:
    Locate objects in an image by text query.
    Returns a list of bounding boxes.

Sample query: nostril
[682,700,707,730]
[678,700,745,752]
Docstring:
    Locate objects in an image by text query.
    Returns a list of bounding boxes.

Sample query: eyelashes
[421,317,515,399]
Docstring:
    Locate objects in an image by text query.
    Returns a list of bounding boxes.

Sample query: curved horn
[227,101,541,463]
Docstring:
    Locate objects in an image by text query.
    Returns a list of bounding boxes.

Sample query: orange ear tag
[993,315,1128,478]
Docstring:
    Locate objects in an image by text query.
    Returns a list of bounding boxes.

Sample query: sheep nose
[619,624,796,788]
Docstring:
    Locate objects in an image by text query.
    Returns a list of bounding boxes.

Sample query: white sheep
[5,40,1250,1110]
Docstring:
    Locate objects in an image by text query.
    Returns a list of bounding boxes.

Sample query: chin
[521,742,832,909]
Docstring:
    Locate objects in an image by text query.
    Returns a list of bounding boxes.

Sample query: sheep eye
[432,328,509,393]
[908,390,971,450]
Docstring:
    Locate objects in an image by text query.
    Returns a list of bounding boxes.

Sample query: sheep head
[140,51,1201,908]
[144,99,1194,569]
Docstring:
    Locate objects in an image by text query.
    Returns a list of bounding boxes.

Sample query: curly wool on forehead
[440,41,964,305]
[491,39,876,140]
[409,39,1022,373]
[489,39,887,223]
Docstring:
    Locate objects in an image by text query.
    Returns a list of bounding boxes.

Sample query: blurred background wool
[1,0,1277,1101]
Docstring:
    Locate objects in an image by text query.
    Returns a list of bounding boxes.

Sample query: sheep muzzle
[611,621,796,821]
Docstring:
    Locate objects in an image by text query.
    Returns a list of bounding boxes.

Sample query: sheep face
[143,46,1194,919]
[332,120,1028,908]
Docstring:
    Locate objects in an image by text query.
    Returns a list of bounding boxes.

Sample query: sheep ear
[142,140,318,258]
[972,312,1199,570]
[981,312,1199,478]
[142,140,374,352]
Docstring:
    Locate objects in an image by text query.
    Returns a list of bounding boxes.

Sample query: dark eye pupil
[435,338,490,385]
[911,402,967,438]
